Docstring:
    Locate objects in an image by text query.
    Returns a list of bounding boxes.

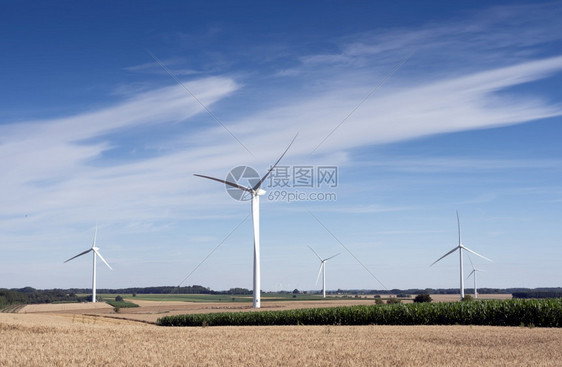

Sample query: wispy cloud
[297,2,562,73]
[361,157,562,173]
[3,54,561,233]
[297,204,413,214]
[241,55,562,156]
[0,77,239,227]
[124,58,200,76]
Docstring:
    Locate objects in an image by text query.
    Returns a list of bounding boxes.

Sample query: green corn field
[157,298,562,327]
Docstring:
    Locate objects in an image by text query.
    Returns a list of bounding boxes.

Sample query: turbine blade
[93,249,112,270]
[325,253,341,261]
[466,269,475,279]
[467,253,475,270]
[463,246,492,262]
[92,225,98,249]
[456,210,461,245]
[430,246,458,266]
[315,263,323,285]
[308,245,323,261]
[64,249,92,263]
[194,174,252,192]
[252,133,298,191]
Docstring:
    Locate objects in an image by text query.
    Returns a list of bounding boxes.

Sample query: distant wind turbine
[431,211,492,300]
[308,246,340,298]
[64,226,112,303]
[466,255,485,299]
[194,134,297,308]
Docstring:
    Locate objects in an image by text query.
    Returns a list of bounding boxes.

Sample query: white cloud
[232,56,562,156]
[0,77,239,226]
[124,58,200,76]
[3,56,561,233]
[299,2,562,72]
[362,157,562,173]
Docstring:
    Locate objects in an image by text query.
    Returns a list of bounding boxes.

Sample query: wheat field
[1,312,561,366]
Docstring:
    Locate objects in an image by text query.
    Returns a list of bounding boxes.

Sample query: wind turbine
[194,135,297,308]
[431,211,491,300]
[466,255,485,299]
[64,226,112,303]
[308,246,340,298]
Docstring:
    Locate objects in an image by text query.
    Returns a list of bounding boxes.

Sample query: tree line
[0,287,90,308]
[2,286,560,308]
[341,287,562,296]
[0,285,252,308]
[512,290,562,299]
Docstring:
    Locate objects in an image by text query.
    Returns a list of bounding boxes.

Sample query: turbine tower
[431,211,491,300]
[308,246,340,298]
[466,255,485,299]
[64,226,112,303]
[194,135,297,308]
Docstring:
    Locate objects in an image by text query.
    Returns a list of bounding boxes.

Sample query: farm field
[20,298,377,323]
[117,293,327,302]
[18,294,514,323]
[428,293,512,302]
[1,312,561,366]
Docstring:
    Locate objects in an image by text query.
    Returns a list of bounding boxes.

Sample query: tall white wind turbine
[308,246,340,298]
[431,211,491,300]
[466,255,485,299]
[64,226,112,303]
[194,135,297,309]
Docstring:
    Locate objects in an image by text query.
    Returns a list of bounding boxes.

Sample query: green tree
[414,293,432,303]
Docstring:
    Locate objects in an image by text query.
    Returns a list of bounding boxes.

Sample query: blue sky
[1,1,561,292]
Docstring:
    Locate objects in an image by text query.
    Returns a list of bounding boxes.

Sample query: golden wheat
[1,313,561,366]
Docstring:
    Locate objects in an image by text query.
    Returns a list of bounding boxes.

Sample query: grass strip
[105,300,139,308]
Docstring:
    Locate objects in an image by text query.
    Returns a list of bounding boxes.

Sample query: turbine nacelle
[466,268,484,279]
